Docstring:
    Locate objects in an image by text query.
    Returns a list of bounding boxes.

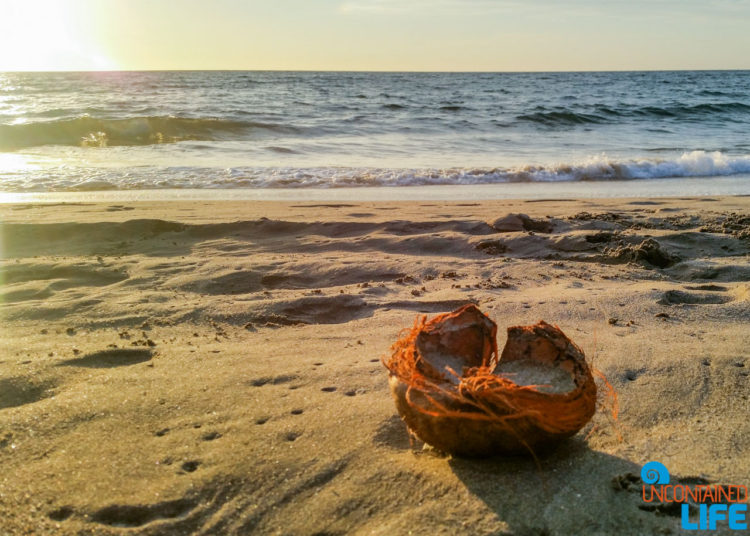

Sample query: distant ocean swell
[3,151,749,192]
[516,102,750,126]
[0,116,290,149]
[3,98,750,150]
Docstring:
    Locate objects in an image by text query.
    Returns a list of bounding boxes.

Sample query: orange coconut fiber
[383,304,598,457]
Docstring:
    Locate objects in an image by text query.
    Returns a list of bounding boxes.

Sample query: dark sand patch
[0,376,57,409]
[658,290,733,305]
[58,349,153,368]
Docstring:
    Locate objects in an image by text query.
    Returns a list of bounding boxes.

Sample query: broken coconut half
[384,304,597,457]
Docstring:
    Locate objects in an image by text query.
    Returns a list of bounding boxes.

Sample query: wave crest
[0,116,286,149]
[517,101,750,127]
[634,102,750,118]
[516,111,607,126]
[2,151,749,192]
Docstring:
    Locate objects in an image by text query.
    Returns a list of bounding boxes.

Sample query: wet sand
[1,197,749,535]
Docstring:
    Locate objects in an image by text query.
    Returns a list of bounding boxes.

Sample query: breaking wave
[3,151,749,192]
[0,116,290,149]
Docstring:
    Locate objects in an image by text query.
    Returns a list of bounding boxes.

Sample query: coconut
[384,304,597,457]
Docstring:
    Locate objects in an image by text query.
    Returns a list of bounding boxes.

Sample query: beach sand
[1,196,748,535]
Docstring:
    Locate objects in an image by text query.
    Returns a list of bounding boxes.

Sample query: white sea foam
[2,151,749,192]
[516,151,750,182]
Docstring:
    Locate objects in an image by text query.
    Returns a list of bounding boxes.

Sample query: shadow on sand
[447,438,681,535]
[375,414,679,534]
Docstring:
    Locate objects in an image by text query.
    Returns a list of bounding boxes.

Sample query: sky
[1,0,749,71]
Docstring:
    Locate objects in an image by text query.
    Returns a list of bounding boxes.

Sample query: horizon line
[2,68,750,74]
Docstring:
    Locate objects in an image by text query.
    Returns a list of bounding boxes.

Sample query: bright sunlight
[0,0,115,71]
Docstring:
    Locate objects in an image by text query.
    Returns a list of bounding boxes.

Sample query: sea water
[1,70,750,196]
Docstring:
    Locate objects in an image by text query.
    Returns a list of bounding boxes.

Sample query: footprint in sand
[658,290,732,305]
[89,497,198,528]
[58,348,153,368]
[0,377,57,410]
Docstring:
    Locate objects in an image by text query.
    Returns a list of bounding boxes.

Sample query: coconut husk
[384,304,598,457]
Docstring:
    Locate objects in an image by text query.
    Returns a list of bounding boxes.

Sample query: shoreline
[1,174,750,204]
[1,196,748,534]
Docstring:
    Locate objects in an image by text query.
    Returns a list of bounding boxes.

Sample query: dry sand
[1,196,749,535]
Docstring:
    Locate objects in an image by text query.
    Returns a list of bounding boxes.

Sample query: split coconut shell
[384,304,596,457]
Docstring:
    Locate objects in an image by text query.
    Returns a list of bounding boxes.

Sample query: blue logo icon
[641,461,670,485]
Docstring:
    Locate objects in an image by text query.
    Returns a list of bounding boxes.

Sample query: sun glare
[0,153,38,173]
[0,0,115,71]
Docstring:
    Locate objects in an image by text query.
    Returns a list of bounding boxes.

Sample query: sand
[1,196,749,535]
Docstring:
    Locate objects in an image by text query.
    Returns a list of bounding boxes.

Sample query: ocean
[1,70,750,196]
